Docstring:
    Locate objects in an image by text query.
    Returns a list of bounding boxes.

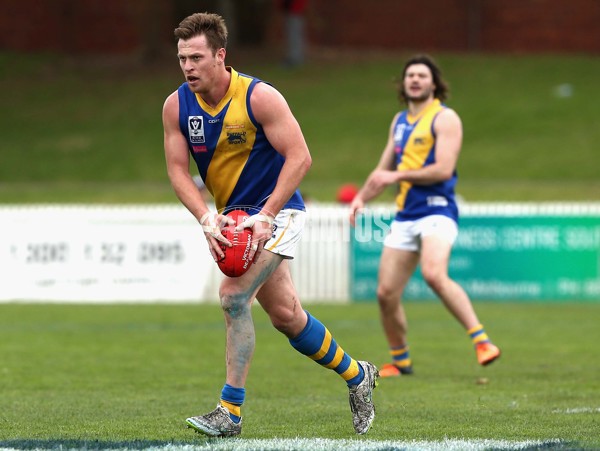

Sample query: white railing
[2,202,599,303]
[0,204,355,303]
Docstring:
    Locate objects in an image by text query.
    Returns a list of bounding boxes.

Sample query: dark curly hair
[396,54,449,104]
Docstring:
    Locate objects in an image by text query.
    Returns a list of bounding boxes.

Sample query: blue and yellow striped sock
[220,383,244,424]
[390,345,412,370]
[468,324,490,346]
[289,311,364,387]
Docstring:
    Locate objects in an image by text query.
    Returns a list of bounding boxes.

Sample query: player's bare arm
[234,82,312,257]
[163,91,231,259]
[397,108,463,185]
[349,114,399,226]
[251,82,312,217]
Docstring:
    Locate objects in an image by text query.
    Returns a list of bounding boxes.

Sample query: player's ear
[216,48,226,65]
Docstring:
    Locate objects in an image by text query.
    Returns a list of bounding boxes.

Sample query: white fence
[4,203,598,303]
[0,204,352,303]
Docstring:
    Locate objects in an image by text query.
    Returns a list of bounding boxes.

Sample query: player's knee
[268,298,304,335]
[421,267,446,292]
[377,286,400,311]
[268,303,297,333]
[219,289,251,318]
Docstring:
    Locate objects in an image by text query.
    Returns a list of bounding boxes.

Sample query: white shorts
[264,209,306,259]
[383,215,458,252]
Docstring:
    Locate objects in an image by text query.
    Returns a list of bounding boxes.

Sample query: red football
[217,210,254,277]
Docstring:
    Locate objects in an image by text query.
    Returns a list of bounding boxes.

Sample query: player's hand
[200,212,234,260]
[349,196,365,227]
[235,213,274,262]
[367,169,399,191]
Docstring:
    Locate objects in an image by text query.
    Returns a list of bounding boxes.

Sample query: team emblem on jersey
[227,131,247,145]
[188,116,205,144]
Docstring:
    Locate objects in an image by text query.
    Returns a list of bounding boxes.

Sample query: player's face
[177,34,224,94]
[403,64,435,102]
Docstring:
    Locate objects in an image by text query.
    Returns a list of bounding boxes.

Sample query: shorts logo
[188,116,205,144]
[271,223,278,240]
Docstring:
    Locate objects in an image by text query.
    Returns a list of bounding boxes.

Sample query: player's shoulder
[250,79,284,102]
[249,79,289,121]
[435,105,462,127]
[162,89,180,116]
[438,100,459,117]
[390,111,403,124]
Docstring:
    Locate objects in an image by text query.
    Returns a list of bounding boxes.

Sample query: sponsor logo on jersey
[227,131,247,145]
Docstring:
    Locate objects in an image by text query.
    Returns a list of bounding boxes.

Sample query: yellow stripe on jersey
[395,99,444,211]
[203,69,258,211]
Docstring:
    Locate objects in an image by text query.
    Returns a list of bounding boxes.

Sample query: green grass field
[1,302,598,449]
[1,50,599,450]
[1,51,599,203]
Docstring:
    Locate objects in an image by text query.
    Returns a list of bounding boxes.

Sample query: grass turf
[0,302,598,449]
[1,52,599,203]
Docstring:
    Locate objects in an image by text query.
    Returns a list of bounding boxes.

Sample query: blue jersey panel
[177,68,305,214]
[392,99,459,222]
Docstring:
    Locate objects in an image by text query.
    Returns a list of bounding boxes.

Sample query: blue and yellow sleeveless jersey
[177,67,305,214]
[392,99,458,222]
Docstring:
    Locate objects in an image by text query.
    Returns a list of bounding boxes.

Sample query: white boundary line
[0,437,568,451]
[553,407,600,414]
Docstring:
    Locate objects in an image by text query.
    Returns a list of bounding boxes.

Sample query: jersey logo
[427,196,448,207]
[394,123,407,143]
[227,131,247,145]
[188,116,205,144]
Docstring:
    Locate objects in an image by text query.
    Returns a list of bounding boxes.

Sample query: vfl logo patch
[394,124,406,143]
[188,116,205,144]
[227,131,247,145]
